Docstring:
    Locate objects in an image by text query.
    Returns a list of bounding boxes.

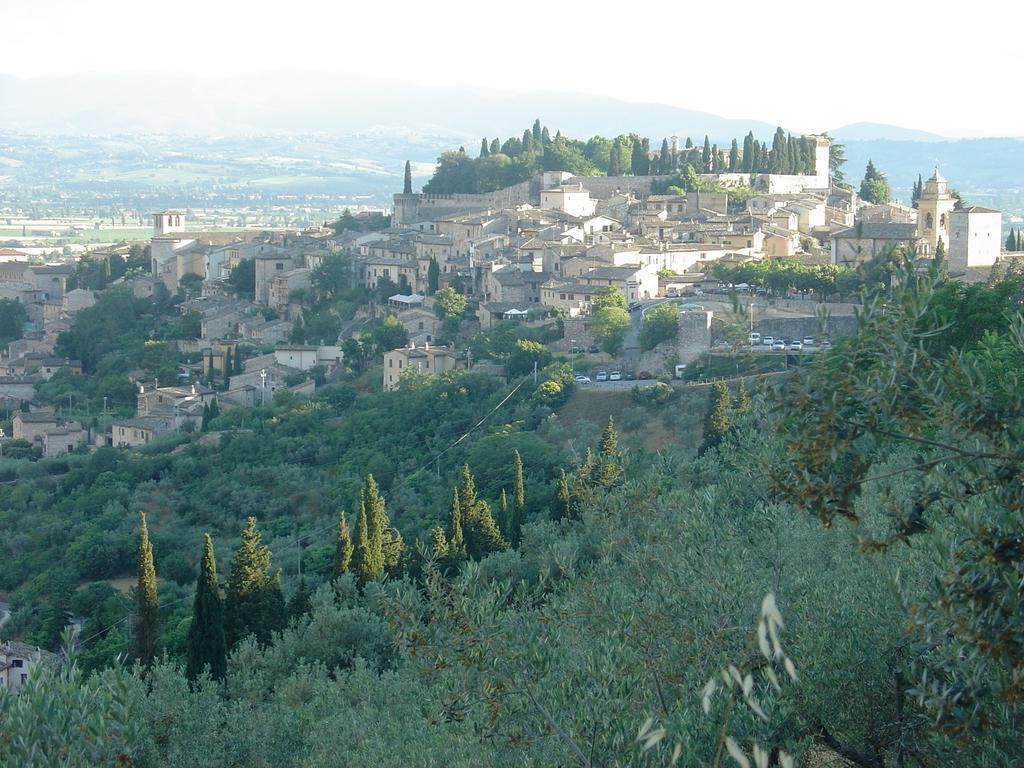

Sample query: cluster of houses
[0,135,1009,438]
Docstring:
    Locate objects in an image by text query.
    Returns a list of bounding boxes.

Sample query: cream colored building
[41,423,87,456]
[111,416,174,448]
[1,640,53,691]
[948,207,1001,269]
[540,183,597,218]
[383,342,460,391]
[12,410,58,443]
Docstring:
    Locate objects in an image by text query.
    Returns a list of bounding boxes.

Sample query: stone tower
[152,210,185,237]
[917,167,956,255]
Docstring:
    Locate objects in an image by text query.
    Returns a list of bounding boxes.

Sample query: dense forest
[422,120,821,195]
[3,247,1024,765]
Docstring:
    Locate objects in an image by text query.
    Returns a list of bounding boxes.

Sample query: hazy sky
[4,0,1021,137]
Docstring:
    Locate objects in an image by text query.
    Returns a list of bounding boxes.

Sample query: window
[12,659,23,668]
[276,263,284,270]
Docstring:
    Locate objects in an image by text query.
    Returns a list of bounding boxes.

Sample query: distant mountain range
[827,122,951,143]
[0,72,874,143]
[1,73,1021,214]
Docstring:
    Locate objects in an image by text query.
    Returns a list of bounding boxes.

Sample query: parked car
[595,370,609,382]
[588,344,600,353]
[694,288,704,296]
[789,340,803,351]
[749,332,762,345]
[574,374,591,384]
[638,371,653,380]
[569,345,585,354]
[762,336,775,346]
[802,336,815,346]
[628,302,642,312]
[821,339,832,348]
[772,340,786,351]
[609,371,622,381]
[625,371,636,380]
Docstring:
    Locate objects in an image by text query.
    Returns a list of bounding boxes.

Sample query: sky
[3,0,1022,138]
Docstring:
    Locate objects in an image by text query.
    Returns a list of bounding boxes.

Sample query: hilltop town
[0,122,1008,459]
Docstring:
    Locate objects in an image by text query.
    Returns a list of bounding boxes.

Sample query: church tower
[917,168,955,255]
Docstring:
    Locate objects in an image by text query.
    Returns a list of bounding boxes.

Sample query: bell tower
[917,167,955,255]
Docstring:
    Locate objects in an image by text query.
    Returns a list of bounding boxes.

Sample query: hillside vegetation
[3,246,1024,765]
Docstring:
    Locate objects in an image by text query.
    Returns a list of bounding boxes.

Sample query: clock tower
[917,167,956,255]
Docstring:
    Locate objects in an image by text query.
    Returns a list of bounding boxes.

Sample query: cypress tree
[522,129,533,151]
[353,493,373,583]
[490,138,500,155]
[700,381,732,455]
[224,517,285,647]
[770,127,786,174]
[287,578,312,621]
[334,509,353,576]
[403,160,413,194]
[729,139,739,172]
[364,475,387,572]
[458,464,477,514]
[448,487,465,557]
[1006,229,1016,252]
[430,526,449,559]
[427,258,440,294]
[631,140,648,176]
[532,119,542,141]
[512,449,525,544]
[135,512,159,666]
[201,402,211,432]
[1018,230,1023,252]
[598,416,621,486]
[576,447,596,492]
[786,134,797,174]
[186,533,226,681]
[741,132,753,172]
[457,465,506,558]
[557,468,571,520]
[660,138,671,174]
[702,136,712,173]
[499,488,509,539]
[480,138,490,158]
[716,148,726,173]
[541,126,551,145]
[685,137,693,149]
[736,380,751,415]
[608,141,622,177]
[223,347,233,380]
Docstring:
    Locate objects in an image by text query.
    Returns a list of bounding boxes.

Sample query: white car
[574,374,591,384]
[595,370,609,382]
[762,336,775,346]
[749,333,762,345]
[789,340,803,351]
[609,371,622,381]
[772,340,786,351]
[802,336,815,346]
